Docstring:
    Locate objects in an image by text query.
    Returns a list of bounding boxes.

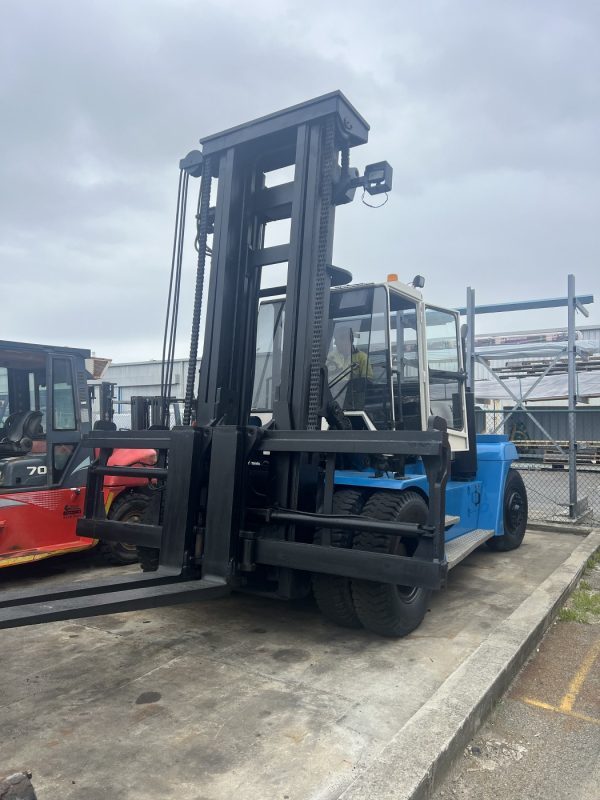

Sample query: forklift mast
[190,93,377,574]
[193,93,360,432]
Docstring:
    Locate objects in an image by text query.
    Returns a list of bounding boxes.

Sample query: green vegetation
[558,551,600,623]
[586,550,600,571]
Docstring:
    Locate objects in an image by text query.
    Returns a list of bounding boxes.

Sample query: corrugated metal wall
[478,407,600,443]
[105,359,193,405]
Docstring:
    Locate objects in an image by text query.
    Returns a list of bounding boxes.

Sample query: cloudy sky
[2,0,599,362]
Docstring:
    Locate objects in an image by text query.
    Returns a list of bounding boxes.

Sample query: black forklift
[0,92,526,634]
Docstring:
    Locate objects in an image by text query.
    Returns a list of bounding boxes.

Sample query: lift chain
[183,155,213,426]
[307,116,336,430]
[161,168,189,426]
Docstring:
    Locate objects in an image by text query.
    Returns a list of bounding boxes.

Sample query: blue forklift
[0,91,527,636]
[250,276,527,635]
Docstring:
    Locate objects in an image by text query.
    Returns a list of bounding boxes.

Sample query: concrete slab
[0,530,596,800]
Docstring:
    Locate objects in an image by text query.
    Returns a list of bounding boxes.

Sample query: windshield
[252,286,395,430]
[326,286,391,427]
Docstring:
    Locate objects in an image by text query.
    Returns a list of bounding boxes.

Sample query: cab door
[423,305,469,453]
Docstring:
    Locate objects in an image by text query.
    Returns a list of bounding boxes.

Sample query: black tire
[351,491,431,637]
[98,491,150,566]
[487,468,528,552]
[137,546,160,572]
[312,489,365,628]
[136,492,161,572]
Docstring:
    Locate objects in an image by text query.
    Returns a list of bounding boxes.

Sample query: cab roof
[0,340,91,359]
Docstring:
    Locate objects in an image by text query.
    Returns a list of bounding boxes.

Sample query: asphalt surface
[432,562,600,800]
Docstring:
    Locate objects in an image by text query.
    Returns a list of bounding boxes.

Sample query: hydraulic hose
[183,155,212,425]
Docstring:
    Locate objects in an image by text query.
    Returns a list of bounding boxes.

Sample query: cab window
[425,308,464,430]
[0,367,9,426]
[52,358,77,430]
[29,370,47,433]
[253,300,285,411]
[389,292,422,431]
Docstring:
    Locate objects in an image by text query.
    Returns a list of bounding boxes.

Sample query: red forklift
[0,340,155,568]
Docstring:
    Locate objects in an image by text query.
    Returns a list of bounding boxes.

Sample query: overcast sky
[2,0,599,362]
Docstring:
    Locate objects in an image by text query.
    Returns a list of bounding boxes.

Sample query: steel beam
[260,428,446,455]
[455,294,593,316]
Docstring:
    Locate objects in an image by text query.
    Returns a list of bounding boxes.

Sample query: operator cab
[252,278,468,452]
[0,341,92,490]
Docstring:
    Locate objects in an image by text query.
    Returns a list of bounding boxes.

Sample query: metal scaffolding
[459,275,594,520]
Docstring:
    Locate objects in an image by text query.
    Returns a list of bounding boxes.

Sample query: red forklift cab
[0,340,152,568]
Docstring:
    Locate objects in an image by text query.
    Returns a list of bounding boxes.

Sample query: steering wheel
[328,361,359,402]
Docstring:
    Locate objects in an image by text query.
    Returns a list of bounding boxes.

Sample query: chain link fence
[477,407,600,526]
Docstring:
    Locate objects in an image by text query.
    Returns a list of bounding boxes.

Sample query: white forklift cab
[253,275,469,455]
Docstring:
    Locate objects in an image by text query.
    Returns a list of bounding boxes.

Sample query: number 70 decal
[27,465,47,476]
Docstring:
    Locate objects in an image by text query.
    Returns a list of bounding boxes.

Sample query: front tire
[137,491,161,572]
[351,491,431,637]
[312,489,365,628]
[487,468,528,552]
[98,491,150,566]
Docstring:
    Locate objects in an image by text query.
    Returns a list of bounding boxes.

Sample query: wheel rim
[118,510,142,553]
[506,490,525,532]
[396,585,420,600]
[390,538,419,598]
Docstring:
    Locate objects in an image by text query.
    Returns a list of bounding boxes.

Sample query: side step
[445,515,460,529]
[446,529,494,569]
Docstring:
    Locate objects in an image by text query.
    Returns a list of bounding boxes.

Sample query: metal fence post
[567,273,578,517]
[466,286,476,391]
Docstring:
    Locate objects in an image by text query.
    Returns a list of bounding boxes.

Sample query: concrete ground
[432,559,600,800]
[0,531,589,799]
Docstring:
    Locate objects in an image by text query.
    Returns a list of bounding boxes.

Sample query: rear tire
[312,489,365,628]
[98,491,149,566]
[352,491,431,637]
[487,468,528,552]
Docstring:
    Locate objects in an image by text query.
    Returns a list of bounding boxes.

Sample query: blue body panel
[334,434,518,540]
